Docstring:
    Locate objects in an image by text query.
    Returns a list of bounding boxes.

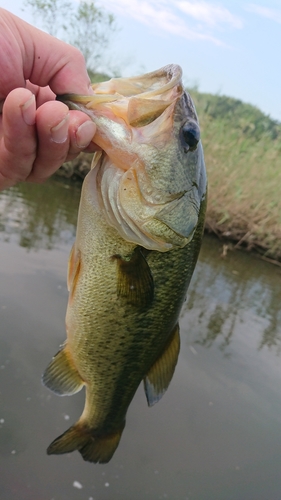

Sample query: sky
[2,0,281,121]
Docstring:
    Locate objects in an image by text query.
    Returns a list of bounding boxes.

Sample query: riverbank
[57,91,281,263]
[191,90,281,264]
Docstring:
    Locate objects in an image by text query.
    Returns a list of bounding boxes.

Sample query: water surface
[0,179,281,500]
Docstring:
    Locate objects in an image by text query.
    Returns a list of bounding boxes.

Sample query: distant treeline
[190,90,281,142]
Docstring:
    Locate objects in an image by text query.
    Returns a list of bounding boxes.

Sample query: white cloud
[100,0,237,45]
[176,1,243,29]
[246,4,281,24]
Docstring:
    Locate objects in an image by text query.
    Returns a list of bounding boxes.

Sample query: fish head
[58,65,207,251]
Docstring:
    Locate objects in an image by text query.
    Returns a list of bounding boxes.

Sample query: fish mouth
[56,64,184,129]
[57,64,190,205]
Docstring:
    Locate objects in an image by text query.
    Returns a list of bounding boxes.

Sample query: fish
[43,64,207,463]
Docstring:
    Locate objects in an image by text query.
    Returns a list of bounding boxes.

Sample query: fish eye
[181,120,200,152]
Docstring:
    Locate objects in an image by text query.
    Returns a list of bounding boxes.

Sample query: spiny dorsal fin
[144,323,180,407]
[42,345,84,396]
[112,246,153,308]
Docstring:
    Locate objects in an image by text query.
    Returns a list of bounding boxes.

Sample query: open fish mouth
[57,64,184,128]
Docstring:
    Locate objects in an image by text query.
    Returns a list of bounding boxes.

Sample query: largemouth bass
[43,64,207,463]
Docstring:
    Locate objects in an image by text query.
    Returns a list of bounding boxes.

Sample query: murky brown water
[0,179,281,500]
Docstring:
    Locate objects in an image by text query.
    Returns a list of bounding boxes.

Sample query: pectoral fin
[113,246,153,308]
[42,345,84,396]
[144,323,180,407]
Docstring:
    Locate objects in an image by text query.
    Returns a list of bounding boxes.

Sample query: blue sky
[2,0,281,121]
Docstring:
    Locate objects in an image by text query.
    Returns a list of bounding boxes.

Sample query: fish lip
[56,96,92,116]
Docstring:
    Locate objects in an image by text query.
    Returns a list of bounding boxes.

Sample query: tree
[23,0,117,76]
[67,2,115,72]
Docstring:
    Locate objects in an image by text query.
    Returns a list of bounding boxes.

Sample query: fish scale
[43,64,207,463]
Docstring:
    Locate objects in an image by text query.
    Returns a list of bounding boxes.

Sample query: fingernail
[76,121,96,148]
[51,114,69,143]
[21,94,36,126]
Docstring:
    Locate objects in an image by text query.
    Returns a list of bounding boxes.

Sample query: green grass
[189,90,281,261]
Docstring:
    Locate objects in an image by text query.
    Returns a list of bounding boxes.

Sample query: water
[0,179,281,500]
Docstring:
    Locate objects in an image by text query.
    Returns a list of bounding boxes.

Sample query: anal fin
[42,345,84,396]
[144,323,180,407]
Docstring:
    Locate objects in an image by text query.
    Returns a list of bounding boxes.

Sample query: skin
[0,8,98,190]
[43,67,207,463]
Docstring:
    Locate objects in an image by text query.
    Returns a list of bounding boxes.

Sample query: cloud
[246,4,281,24]
[176,1,243,29]
[101,0,239,45]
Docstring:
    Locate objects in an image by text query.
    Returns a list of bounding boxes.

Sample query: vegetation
[23,0,117,76]
[189,90,281,262]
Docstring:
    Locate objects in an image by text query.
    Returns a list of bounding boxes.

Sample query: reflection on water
[0,178,80,250]
[184,238,281,354]
[0,179,281,500]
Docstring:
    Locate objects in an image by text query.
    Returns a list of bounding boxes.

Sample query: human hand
[0,9,98,190]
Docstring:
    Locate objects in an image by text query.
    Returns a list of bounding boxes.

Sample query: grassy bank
[60,90,281,262]
[190,91,281,262]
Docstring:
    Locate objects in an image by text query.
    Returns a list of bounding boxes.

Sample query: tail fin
[47,421,124,463]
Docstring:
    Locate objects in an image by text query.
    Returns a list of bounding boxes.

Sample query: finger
[27,102,96,182]
[0,88,37,190]
[0,10,93,99]
[66,111,98,161]
[30,38,93,96]
[6,11,93,95]
[26,81,99,156]
[26,81,56,107]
